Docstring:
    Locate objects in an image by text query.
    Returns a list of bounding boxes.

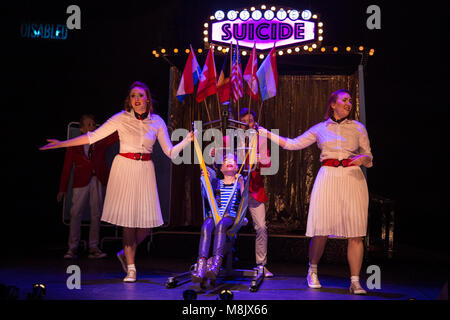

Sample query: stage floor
[0,249,446,301]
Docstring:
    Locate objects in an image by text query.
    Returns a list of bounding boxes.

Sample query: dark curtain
[167,66,360,234]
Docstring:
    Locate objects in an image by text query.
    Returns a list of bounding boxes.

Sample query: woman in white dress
[40,81,193,282]
[258,89,373,294]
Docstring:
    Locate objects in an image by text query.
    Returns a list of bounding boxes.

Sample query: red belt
[322,158,355,167]
[119,153,152,161]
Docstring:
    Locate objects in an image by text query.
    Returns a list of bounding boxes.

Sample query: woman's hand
[257,126,269,137]
[39,139,62,150]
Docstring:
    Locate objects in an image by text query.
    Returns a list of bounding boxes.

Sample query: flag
[196,46,217,103]
[231,43,244,102]
[243,43,259,101]
[217,53,231,104]
[176,45,202,102]
[256,45,278,101]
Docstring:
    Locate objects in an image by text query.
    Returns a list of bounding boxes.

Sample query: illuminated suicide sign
[210,9,317,50]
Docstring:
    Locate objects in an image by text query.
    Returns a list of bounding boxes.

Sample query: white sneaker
[307,272,322,288]
[349,281,367,295]
[123,269,137,283]
[264,267,274,278]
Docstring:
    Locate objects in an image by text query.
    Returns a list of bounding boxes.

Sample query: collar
[134,110,149,120]
[326,116,351,125]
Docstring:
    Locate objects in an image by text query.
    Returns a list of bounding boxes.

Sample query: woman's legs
[347,237,364,276]
[123,227,151,265]
[307,236,328,288]
[308,236,328,265]
[347,237,367,294]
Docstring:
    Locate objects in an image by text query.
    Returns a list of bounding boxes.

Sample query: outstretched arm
[258,126,317,151]
[39,134,90,150]
[257,126,290,149]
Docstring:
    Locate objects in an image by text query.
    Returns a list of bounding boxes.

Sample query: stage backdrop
[167,66,360,235]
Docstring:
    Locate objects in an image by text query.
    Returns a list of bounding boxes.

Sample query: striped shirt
[218,181,239,218]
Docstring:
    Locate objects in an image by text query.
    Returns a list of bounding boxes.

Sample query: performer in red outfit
[58,114,118,259]
[239,108,273,277]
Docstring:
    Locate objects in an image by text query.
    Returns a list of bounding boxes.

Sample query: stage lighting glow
[321,47,326,52]
[264,10,275,20]
[312,14,318,19]
[28,283,46,300]
[312,44,317,48]
[218,289,234,300]
[204,23,208,28]
[251,10,262,20]
[301,10,312,20]
[185,48,190,53]
[261,5,266,10]
[270,6,276,11]
[278,50,283,55]
[259,54,264,59]
[333,46,338,52]
[198,48,203,53]
[227,10,238,20]
[359,46,364,51]
[289,9,299,20]
[295,47,300,52]
[204,37,208,42]
[239,10,250,21]
[346,46,351,52]
[318,22,323,27]
[250,7,256,11]
[160,48,166,53]
[215,10,225,21]
[276,9,287,21]
[303,45,308,50]
[319,36,323,41]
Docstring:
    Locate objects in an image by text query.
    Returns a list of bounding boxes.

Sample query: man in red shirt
[239,108,273,277]
[58,114,118,259]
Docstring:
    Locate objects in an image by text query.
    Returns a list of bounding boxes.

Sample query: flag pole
[203,100,212,123]
[229,42,234,120]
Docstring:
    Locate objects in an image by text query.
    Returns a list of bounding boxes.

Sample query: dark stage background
[2,0,448,259]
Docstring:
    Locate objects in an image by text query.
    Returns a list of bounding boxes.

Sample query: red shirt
[59,132,118,192]
[247,135,271,203]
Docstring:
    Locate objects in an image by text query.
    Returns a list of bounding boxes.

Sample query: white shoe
[349,281,367,295]
[307,272,322,289]
[264,267,274,278]
[123,269,137,283]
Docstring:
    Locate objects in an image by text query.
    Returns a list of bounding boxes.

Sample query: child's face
[220,154,238,175]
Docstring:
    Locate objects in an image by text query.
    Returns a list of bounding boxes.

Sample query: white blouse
[283,118,373,167]
[87,110,183,159]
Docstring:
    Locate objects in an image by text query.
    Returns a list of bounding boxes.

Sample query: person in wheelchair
[191,152,244,283]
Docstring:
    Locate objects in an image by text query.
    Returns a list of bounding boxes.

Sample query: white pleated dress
[87,110,178,228]
[283,118,373,238]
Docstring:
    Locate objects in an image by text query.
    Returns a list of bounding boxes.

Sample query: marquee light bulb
[214,10,225,21]
[301,10,312,20]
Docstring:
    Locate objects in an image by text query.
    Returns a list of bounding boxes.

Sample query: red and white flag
[231,42,243,102]
[243,42,259,101]
[196,46,217,103]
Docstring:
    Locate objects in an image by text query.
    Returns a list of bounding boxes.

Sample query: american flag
[231,43,244,102]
